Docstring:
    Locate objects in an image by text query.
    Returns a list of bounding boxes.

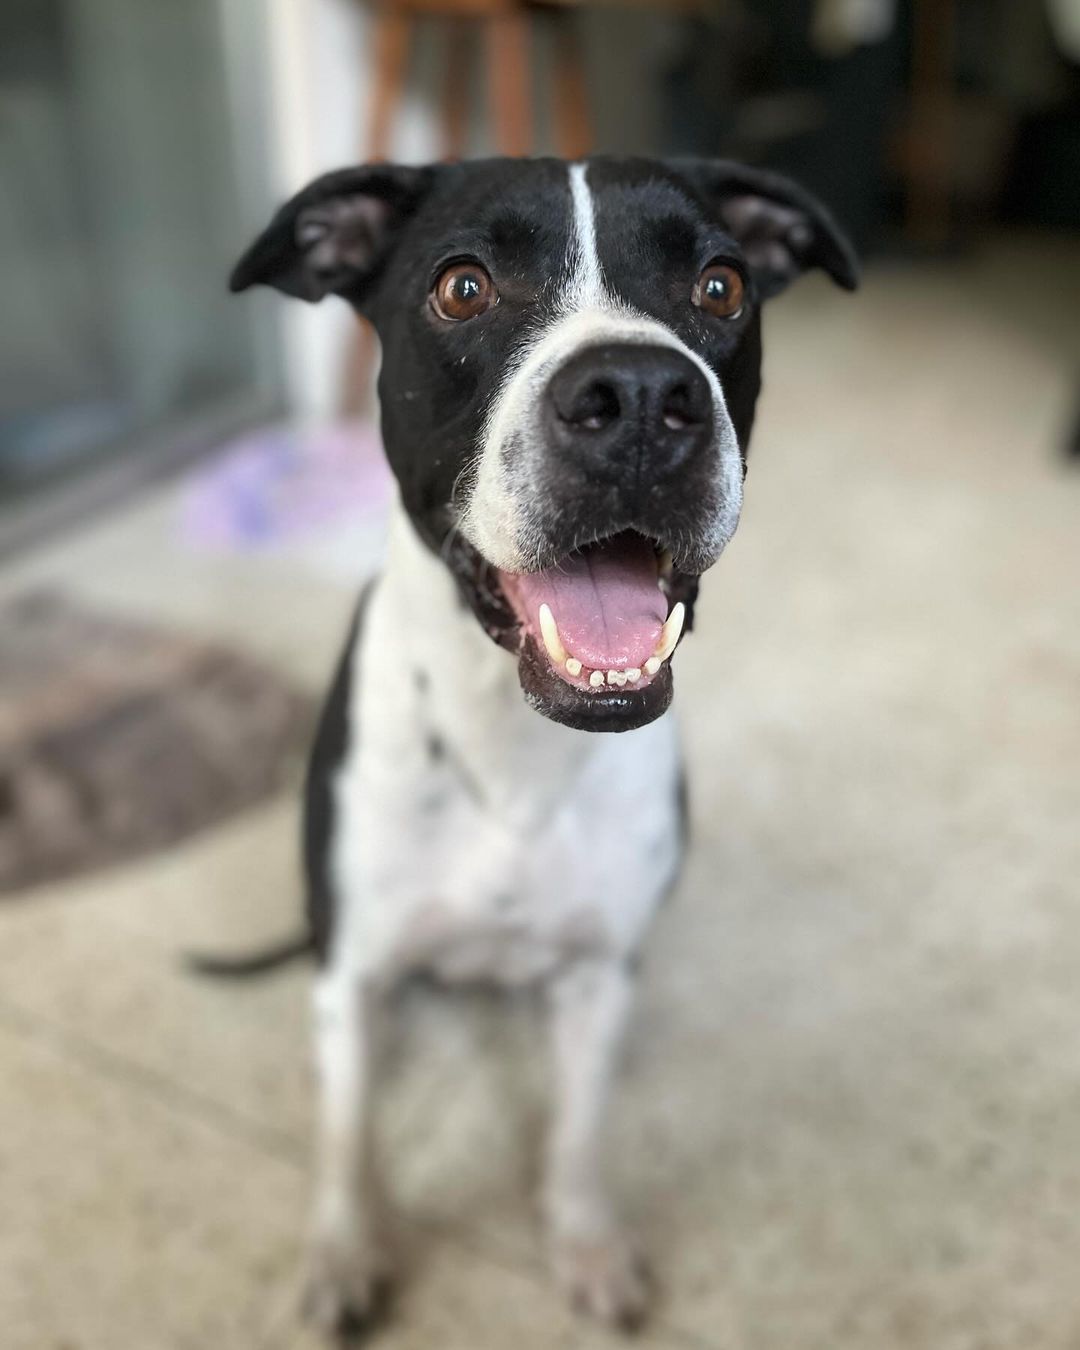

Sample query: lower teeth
[567,661,649,686]
[540,601,684,688]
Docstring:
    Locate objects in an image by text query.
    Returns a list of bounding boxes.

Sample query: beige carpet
[0,235,1077,1349]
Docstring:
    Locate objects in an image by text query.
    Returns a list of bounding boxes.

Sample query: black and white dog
[230,155,856,1335]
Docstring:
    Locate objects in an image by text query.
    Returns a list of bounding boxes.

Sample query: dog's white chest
[338,720,680,985]
[327,513,683,987]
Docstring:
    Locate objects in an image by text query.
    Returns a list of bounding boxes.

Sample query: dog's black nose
[545,343,713,483]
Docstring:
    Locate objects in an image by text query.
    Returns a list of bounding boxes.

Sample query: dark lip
[518,635,674,732]
[443,530,699,732]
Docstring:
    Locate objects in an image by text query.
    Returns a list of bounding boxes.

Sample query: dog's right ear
[229,164,437,306]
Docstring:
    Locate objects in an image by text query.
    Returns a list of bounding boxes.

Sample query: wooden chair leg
[442,17,472,160]
[551,9,591,161]
[342,1,413,416]
[486,9,531,157]
[906,0,956,247]
[368,1,414,160]
[340,321,380,419]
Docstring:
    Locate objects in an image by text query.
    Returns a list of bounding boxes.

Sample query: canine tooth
[538,603,568,666]
[654,602,686,662]
[607,670,626,686]
[565,657,582,677]
[625,668,641,682]
[589,670,606,688]
[644,656,662,676]
[658,549,674,577]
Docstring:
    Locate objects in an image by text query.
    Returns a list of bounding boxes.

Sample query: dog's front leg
[303,968,393,1336]
[544,959,650,1329]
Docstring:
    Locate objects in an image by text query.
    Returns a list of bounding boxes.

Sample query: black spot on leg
[329,1276,396,1341]
[417,724,487,809]
[676,769,690,846]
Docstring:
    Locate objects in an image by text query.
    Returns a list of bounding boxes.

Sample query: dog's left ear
[670,158,859,300]
[229,163,437,307]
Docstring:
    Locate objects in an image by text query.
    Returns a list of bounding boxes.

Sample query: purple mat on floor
[183,421,391,549]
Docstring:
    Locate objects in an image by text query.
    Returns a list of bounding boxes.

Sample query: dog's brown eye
[431,263,497,321]
[692,264,745,319]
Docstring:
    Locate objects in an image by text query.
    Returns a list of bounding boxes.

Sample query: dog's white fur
[460,164,744,575]
[305,166,741,1331]
[307,503,682,1327]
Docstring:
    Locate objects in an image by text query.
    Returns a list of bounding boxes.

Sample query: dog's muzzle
[451,336,739,731]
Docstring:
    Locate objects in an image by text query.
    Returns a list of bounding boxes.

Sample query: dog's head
[232,157,856,732]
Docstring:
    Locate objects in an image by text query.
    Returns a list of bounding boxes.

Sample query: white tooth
[565,657,582,678]
[607,670,626,686]
[538,603,568,666]
[644,656,662,676]
[589,670,605,688]
[625,668,641,682]
[654,601,686,662]
[658,549,674,577]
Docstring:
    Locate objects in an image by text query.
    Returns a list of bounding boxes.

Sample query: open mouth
[446,529,699,732]
[499,531,684,688]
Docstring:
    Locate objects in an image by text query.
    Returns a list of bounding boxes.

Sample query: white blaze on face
[459,163,743,573]
[566,162,604,308]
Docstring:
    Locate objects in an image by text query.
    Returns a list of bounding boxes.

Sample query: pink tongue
[512,534,666,670]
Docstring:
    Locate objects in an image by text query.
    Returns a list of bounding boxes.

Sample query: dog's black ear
[229,164,437,305]
[670,159,859,300]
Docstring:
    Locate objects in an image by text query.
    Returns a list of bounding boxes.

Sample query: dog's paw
[301,1233,395,1342]
[552,1231,652,1331]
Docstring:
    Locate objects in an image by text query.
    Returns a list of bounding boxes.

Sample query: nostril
[562,379,620,432]
[547,345,712,463]
[661,381,701,432]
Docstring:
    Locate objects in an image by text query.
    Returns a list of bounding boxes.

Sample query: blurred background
[1,2,1078,1347]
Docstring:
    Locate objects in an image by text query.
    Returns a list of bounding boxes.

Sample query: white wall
[262,0,436,419]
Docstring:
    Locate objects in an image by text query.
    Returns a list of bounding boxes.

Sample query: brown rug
[0,591,313,897]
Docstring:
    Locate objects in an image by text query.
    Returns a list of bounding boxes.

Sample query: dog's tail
[183,931,314,978]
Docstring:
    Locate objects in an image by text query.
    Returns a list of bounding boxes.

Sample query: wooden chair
[366,0,592,162]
